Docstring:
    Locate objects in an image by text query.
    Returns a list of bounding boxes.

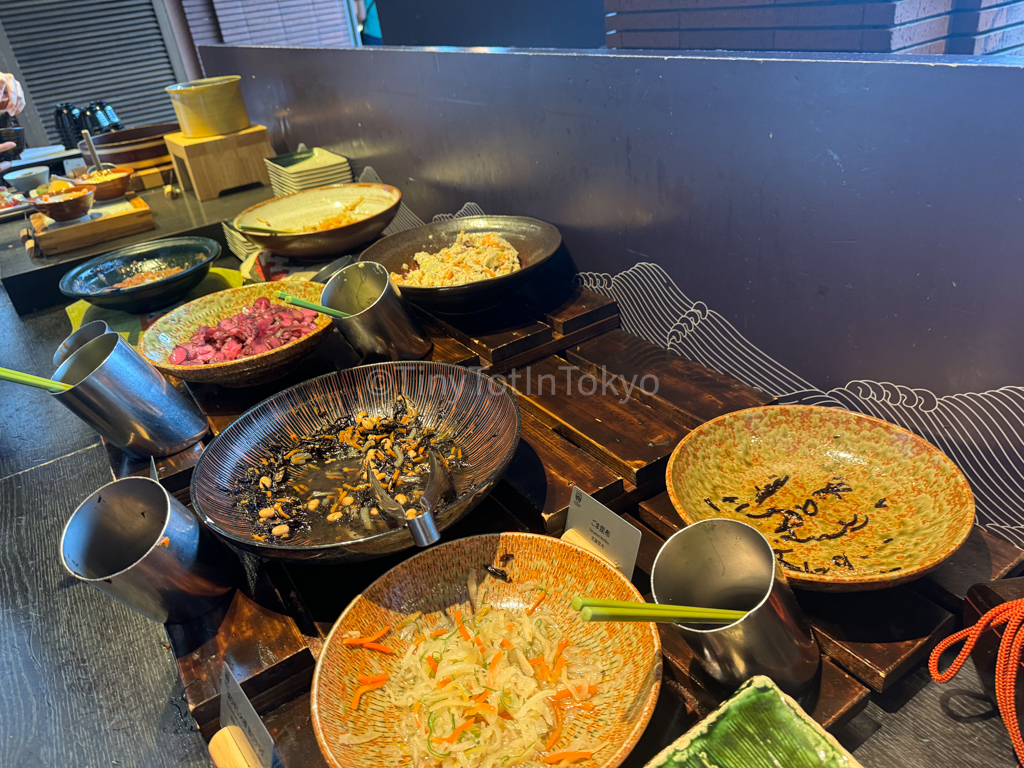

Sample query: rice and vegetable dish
[340,566,611,767]
[392,231,521,288]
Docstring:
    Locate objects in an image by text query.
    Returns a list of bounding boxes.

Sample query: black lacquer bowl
[358,216,562,312]
[59,236,220,313]
[190,362,522,563]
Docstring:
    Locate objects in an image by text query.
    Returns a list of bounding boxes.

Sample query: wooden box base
[165,125,273,201]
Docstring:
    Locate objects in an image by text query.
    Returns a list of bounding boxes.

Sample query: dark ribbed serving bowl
[190,362,521,563]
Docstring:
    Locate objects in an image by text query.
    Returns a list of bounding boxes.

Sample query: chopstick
[236,224,294,235]
[274,291,352,320]
[0,366,72,393]
[571,597,746,625]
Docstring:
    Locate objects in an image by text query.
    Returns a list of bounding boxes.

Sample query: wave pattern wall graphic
[578,263,1024,548]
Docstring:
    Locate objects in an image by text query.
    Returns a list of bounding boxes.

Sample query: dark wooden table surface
[0,278,1018,767]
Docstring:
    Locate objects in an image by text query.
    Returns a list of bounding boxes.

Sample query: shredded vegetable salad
[342,576,613,768]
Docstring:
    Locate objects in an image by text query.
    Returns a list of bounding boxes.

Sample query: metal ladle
[366,446,454,547]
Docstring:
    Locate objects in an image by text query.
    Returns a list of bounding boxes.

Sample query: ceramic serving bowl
[190,361,521,562]
[28,184,95,222]
[138,281,332,387]
[233,183,401,260]
[666,404,975,591]
[3,165,49,194]
[310,532,662,768]
[59,236,221,313]
[358,215,562,313]
[76,166,133,201]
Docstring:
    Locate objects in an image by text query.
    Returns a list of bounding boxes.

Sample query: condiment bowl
[3,165,49,194]
[666,404,976,591]
[137,281,333,387]
[76,165,133,201]
[27,184,95,222]
[311,532,661,768]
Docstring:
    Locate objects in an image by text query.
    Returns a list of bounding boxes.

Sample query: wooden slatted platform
[99,284,1024,764]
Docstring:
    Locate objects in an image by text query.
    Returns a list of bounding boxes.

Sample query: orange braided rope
[929,598,1024,764]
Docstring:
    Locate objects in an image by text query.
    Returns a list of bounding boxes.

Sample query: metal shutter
[211,0,358,47]
[181,0,222,47]
[1,0,182,144]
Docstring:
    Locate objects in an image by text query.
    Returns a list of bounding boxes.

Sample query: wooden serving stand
[165,125,273,201]
[102,271,1024,764]
[22,192,155,257]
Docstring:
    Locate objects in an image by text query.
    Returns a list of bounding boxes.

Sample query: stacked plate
[265,147,353,197]
[222,222,260,261]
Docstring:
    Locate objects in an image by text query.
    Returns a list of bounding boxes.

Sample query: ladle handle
[81,129,102,171]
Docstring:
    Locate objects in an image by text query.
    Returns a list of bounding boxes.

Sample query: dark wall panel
[200,46,1024,399]
[375,0,607,48]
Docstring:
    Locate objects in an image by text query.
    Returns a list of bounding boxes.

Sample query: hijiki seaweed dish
[702,474,891,578]
[231,396,464,543]
[666,405,976,588]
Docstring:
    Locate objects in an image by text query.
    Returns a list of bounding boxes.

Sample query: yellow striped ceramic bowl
[666,404,975,591]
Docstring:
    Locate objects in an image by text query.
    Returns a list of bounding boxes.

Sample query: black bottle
[54,102,78,148]
[83,102,108,134]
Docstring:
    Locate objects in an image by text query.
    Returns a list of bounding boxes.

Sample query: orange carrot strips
[549,685,598,701]
[500,638,515,650]
[362,642,395,654]
[349,680,387,710]
[356,672,389,685]
[526,592,547,616]
[438,718,475,744]
[543,751,592,764]
[430,629,448,638]
[436,676,453,689]
[552,656,565,682]
[552,638,569,663]
[342,625,392,646]
[538,657,551,683]
[426,656,439,674]
[544,702,565,750]
[487,651,504,686]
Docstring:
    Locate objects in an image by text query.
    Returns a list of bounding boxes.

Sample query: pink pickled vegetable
[168,296,319,366]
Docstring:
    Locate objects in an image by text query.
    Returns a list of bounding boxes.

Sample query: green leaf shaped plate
[645,676,863,768]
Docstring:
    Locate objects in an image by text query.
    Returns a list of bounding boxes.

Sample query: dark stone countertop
[0,183,273,315]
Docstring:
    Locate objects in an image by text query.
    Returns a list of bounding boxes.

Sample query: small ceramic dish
[76,166,133,201]
[645,676,863,768]
[28,184,95,222]
[666,404,975,591]
[3,165,49,194]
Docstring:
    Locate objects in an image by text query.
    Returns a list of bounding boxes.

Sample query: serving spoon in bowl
[366,446,454,547]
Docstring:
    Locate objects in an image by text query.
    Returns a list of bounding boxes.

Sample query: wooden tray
[26,193,154,256]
